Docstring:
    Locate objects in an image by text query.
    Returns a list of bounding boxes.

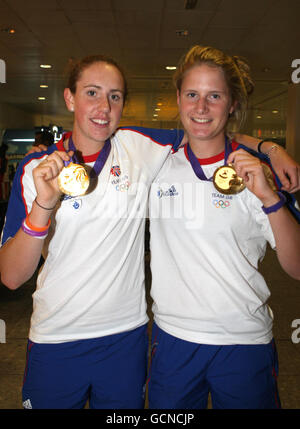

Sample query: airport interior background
[0,0,300,409]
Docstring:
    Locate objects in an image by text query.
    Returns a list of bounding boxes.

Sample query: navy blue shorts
[147,323,281,409]
[22,324,148,409]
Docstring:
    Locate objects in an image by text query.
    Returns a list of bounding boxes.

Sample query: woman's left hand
[232,134,300,192]
[227,149,279,205]
[267,146,300,193]
[25,144,48,156]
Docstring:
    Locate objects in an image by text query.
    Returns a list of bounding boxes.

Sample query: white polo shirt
[1,127,182,343]
[149,143,278,345]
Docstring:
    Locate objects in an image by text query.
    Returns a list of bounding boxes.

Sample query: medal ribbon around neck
[58,134,112,197]
[66,134,111,178]
[187,135,232,182]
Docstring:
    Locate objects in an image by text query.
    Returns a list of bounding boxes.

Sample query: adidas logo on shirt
[157,185,178,198]
[22,399,32,409]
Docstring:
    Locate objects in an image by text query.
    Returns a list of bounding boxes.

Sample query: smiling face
[177,64,235,148]
[64,61,125,153]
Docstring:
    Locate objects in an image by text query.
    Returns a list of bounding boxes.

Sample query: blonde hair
[173,45,254,129]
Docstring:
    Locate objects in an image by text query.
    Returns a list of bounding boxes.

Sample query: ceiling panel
[0,0,298,133]
[65,10,115,25]
[210,0,274,27]
[8,0,58,10]
[199,27,248,51]
[59,0,112,10]
[112,0,164,11]
[165,0,220,11]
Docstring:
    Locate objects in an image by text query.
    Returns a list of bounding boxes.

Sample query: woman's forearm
[0,203,51,289]
[0,230,44,289]
[233,133,300,193]
[267,206,300,280]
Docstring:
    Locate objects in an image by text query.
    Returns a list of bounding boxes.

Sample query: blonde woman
[148,46,300,409]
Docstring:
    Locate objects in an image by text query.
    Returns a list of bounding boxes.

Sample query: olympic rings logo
[213,199,230,208]
[116,180,130,192]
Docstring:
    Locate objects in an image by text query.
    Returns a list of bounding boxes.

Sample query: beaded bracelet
[257,140,279,158]
[265,144,278,158]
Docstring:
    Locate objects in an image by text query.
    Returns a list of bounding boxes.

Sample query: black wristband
[34,197,56,210]
[257,139,268,153]
[257,139,277,154]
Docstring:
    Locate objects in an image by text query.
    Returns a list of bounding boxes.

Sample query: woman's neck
[71,129,106,156]
[188,134,226,159]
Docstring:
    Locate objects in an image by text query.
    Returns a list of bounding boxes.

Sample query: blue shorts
[22,324,148,409]
[147,323,281,409]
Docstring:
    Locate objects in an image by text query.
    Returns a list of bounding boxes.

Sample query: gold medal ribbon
[186,136,245,194]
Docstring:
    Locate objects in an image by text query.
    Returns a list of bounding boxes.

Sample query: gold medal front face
[213,165,245,195]
[58,162,90,196]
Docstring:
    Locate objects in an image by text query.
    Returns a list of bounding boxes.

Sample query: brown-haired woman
[0,55,186,409]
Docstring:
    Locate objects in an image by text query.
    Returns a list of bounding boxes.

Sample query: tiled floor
[0,246,299,409]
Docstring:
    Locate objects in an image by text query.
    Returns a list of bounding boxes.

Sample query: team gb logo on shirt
[110,165,121,177]
[110,165,130,191]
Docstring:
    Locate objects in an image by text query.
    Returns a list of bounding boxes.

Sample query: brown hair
[173,45,254,129]
[66,55,128,103]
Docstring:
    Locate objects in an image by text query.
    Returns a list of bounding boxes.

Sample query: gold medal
[213,164,245,195]
[58,162,90,196]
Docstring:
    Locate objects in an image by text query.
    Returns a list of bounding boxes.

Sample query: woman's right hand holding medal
[32,151,73,209]
[0,150,74,290]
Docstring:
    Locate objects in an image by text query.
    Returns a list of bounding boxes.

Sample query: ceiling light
[272,110,279,114]
[153,114,158,117]
[155,108,161,111]
[40,84,48,88]
[175,30,189,37]
[1,27,16,34]
[256,115,262,119]
[40,64,52,69]
[166,66,177,70]
[157,102,163,106]
[11,139,35,142]
[38,97,46,100]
